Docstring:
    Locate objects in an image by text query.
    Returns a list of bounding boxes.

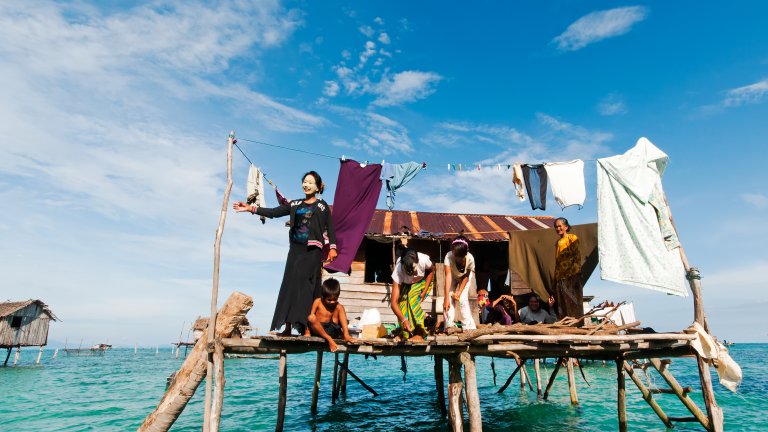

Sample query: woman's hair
[450,235,469,257]
[302,171,324,194]
[400,248,419,276]
[321,278,340,298]
[554,217,571,231]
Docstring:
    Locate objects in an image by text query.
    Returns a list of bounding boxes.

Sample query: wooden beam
[447,355,464,432]
[310,351,322,413]
[209,339,225,432]
[617,359,627,432]
[340,353,349,396]
[434,355,447,417]
[497,360,524,394]
[276,351,287,432]
[459,353,482,432]
[534,359,542,396]
[623,361,672,428]
[649,358,710,430]
[566,359,578,405]
[542,358,563,400]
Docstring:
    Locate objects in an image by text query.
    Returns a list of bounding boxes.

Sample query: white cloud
[374,17,384,25]
[358,40,377,68]
[741,193,768,208]
[372,71,443,106]
[723,78,768,107]
[355,112,413,154]
[553,6,648,51]
[378,32,391,44]
[598,93,628,116]
[323,80,340,97]
[358,25,374,38]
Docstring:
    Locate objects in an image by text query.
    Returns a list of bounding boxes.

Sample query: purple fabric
[324,159,382,274]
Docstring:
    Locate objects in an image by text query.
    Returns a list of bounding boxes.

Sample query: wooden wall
[0,303,52,347]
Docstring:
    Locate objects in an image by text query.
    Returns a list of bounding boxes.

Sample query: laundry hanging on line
[380,161,425,210]
[324,159,383,274]
[521,164,547,211]
[597,137,687,296]
[246,164,267,224]
[512,163,525,202]
[544,159,586,210]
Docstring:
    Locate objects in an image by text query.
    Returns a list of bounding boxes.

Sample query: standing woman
[233,171,337,336]
[390,248,434,341]
[443,235,477,330]
[552,217,582,321]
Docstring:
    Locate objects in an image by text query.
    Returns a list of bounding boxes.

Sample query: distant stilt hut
[0,299,58,366]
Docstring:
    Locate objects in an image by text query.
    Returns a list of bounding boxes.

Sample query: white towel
[687,322,742,392]
[544,159,586,210]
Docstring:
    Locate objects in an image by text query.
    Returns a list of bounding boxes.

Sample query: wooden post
[534,359,542,396]
[649,358,710,429]
[209,339,225,432]
[138,292,252,432]
[340,353,350,396]
[623,361,672,428]
[52,348,58,359]
[566,359,578,405]
[331,352,340,403]
[3,347,10,366]
[542,357,563,400]
[447,355,464,432]
[203,131,235,432]
[521,364,534,392]
[617,359,627,432]
[276,351,287,432]
[459,353,482,432]
[311,351,323,413]
[434,355,447,417]
[36,346,44,365]
[519,358,527,389]
[13,346,20,366]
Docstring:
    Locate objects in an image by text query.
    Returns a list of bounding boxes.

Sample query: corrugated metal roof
[0,300,58,321]
[364,209,554,241]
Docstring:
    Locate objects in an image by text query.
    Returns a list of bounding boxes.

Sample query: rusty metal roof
[0,300,58,321]
[365,209,554,241]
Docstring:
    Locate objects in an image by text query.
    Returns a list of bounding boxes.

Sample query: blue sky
[1,1,766,346]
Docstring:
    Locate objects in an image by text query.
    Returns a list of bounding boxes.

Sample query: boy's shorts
[322,321,342,338]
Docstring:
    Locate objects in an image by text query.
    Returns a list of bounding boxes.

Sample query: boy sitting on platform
[308,278,356,352]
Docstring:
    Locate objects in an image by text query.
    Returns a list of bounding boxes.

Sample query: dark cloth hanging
[521,164,548,211]
[324,159,383,274]
[507,223,598,303]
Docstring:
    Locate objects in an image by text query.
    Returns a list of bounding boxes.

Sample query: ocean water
[0,344,765,431]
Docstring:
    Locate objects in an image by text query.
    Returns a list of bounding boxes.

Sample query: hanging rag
[597,137,687,296]
[324,159,383,274]
[246,164,267,224]
[380,162,424,210]
[521,164,547,210]
[686,322,742,392]
[544,160,586,210]
[512,163,525,202]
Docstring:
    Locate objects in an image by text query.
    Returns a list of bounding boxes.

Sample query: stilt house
[0,299,58,348]
[324,208,556,323]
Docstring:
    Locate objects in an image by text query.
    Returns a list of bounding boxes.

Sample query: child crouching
[308,278,356,352]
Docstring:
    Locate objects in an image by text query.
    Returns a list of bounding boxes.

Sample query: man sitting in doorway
[518,295,556,324]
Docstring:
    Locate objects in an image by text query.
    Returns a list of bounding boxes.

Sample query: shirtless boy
[308,278,356,352]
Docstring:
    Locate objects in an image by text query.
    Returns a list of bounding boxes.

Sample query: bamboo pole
[138,292,252,432]
[542,358,563,400]
[616,359,627,432]
[623,361,672,428]
[209,339,225,432]
[203,131,235,432]
[521,364,534,392]
[276,351,287,432]
[566,359,578,405]
[311,351,323,413]
[447,355,464,432]
[649,358,710,429]
[534,359,542,396]
[519,358,527,389]
[13,347,20,366]
[459,353,482,432]
[434,355,447,417]
[36,346,43,365]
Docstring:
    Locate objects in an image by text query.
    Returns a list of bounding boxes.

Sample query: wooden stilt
[696,355,724,432]
[36,346,44,365]
[276,351,287,432]
[566,359,578,405]
[340,353,349,396]
[336,361,378,396]
[459,353,482,432]
[447,355,464,432]
[203,131,235,432]
[497,360,524,394]
[519,358,527,389]
[13,346,20,366]
[521,364,534,392]
[3,347,10,366]
[616,359,627,432]
[331,352,340,404]
[434,355,447,418]
[138,292,252,432]
[534,359,542,396]
[623,361,672,428]
[52,348,58,359]
[209,340,225,432]
[311,351,323,413]
[649,358,710,430]
[542,357,563,400]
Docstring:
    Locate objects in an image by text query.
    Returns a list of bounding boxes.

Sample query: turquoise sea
[1,344,766,431]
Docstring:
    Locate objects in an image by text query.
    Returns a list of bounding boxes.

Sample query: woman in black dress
[233,171,337,335]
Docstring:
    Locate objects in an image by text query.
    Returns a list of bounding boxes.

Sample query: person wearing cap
[390,247,434,341]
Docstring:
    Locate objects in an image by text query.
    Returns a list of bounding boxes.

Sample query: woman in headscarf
[552,217,583,321]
